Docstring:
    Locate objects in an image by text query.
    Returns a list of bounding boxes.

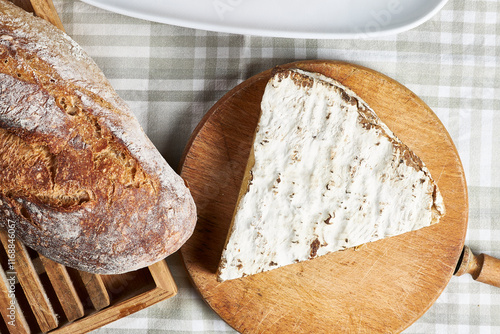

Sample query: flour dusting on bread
[0,0,196,274]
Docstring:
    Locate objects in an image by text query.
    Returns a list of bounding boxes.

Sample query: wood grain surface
[179,60,468,333]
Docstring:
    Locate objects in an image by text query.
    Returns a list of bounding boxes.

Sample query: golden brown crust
[0,0,196,274]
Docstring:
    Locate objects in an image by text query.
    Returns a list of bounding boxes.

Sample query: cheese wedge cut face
[217,68,445,282]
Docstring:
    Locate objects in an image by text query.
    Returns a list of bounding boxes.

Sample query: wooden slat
[51,286,176,334]
[78,271,110,311]
[0,231,58,332]
[7,0,65,32]
[148,260,178,294]
[30,257,45,277]
[0,266,31,334]
[39,255,85,322]
[6,0,34,13]
[30,0,65,31]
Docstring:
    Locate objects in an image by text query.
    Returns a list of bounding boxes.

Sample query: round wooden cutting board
[179,60,468,333]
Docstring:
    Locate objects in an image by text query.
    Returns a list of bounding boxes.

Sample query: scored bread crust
[0,0,196,274]
[217,68,445,282]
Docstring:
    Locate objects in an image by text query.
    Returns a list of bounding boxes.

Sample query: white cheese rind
[217,69,445,282]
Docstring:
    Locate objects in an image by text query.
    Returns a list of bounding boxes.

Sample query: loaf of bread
[217,68,445,281]
[0,0,196,274]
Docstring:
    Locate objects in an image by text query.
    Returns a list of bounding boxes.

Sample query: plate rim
[80,0,449,39]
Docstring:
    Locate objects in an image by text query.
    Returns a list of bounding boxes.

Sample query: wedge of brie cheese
[217,68,445,282]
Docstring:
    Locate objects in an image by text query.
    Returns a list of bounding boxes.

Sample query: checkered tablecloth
[50,0,500,332]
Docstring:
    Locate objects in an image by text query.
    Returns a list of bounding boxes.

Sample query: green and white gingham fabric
[51,0,500,332]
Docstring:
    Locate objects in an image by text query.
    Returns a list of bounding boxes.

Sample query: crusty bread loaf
[0,0,196,274]
[217,68,445,281]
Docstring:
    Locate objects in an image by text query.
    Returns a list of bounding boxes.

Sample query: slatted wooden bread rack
[0,1,178,333]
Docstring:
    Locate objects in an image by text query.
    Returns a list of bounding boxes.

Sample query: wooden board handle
[455,245,500,288]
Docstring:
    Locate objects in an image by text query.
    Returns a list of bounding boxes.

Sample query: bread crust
[0,0,196,274]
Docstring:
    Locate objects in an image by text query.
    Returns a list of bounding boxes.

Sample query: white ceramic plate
[81,0,448,39]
